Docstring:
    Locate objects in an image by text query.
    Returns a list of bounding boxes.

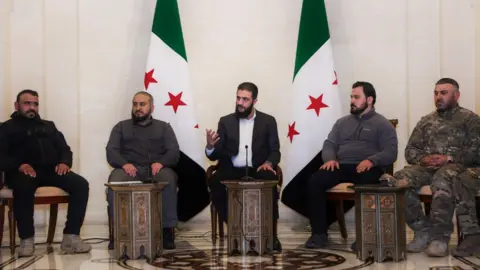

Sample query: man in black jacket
[205,82,282,251]
[0,89,91,257]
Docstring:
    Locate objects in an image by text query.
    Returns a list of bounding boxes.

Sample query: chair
[0,171,69,254]
[326,119,398,239]
[206,164,283,243]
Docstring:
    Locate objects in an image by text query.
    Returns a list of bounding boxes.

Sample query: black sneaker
[305,234,329,249]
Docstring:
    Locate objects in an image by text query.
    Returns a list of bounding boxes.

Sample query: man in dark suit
[205,82,282,251]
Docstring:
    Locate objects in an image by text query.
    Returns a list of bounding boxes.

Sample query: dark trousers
[307,164,383,235]
[209,166,279,226]
[6,169,89,239]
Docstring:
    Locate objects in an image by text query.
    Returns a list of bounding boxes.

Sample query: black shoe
[273,237,282,252]
[351,241,356,251]
[163,228,176,250]
[305,234,329,249]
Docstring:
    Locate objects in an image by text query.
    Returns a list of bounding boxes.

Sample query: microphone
[241,145,255,181]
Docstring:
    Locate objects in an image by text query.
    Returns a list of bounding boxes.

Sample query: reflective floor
[0,223,479,269]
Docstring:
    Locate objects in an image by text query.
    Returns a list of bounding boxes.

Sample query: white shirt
[205,112,256,167]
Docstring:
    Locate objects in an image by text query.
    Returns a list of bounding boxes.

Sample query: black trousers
[307,164,383,235]
[6,168,89,239]
[209,166,279,226]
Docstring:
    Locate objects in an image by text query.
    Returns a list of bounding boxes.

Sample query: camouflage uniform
[381,104,480,253]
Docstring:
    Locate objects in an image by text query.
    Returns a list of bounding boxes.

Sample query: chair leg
[210,203,217,243]
[0,203,5,248]
[335,201,348,239]
[107,204,114,250]
[218,215,224,239]
[8,201,15,255]
[47,204,58,245]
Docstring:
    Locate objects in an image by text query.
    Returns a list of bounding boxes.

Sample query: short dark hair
[237,82,258,100]
[352,81,376,105]
[134,91,154,104]
[16,89,39,103]
[436,78,459,90]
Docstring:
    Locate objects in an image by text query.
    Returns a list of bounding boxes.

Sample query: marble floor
[0,223,479,270]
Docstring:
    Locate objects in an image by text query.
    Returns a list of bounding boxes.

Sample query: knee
[154,167,177,185]
[72,173,90,193]
[256,169,277,181]
[108,168,128,182]
[307,170,327,190]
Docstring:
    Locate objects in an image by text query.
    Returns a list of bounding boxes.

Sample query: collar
[436,103,460,119]
[354,108,376,121]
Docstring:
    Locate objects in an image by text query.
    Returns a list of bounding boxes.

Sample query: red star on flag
[287,122,300,143]
[306,94,329,116]
[165,92,187,113]
[194,124,199,129]
[144,69,158,90]
[332,71,338,85]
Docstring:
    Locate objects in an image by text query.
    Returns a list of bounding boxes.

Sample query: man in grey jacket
[106,91,180,249]
[304,81,398,249]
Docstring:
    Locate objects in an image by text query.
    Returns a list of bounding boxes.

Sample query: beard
[435,100,455,112]
[235,104,254,118]
[350,102,367,115]
[20,109,38,119]
[131,110,152,123]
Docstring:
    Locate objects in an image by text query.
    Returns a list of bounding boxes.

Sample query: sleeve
[155,123,180,167]
[0,124,20,171]
[106,122,129,168]
[265,117,281,166]
[52,123,73,168]
[453,114,480,165]
[206,119,227,161]
[366,120,398,166]
[321,120,340,162]
[405,117,427,165]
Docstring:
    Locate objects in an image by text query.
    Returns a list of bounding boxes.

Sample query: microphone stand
[241,145,255,181]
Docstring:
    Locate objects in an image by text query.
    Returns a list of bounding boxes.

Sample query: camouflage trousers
[390,164,466,241]
[454,168,480,237]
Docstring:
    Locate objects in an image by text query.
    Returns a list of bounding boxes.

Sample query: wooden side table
[222,180,278,256]
[353,185,407,262]
[105,182,167,260]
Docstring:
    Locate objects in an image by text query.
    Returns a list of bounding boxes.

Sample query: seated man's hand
[151,162,164,176]
[19,164,36,178]
[320,160,339,171]
[257,162,276,175]
[122,163,137,177]
[356,160,373,173]
[55,163,70,175]
[420,155,449,168]
[205,129,220,149]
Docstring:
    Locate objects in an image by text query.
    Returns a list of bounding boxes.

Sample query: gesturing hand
[206,129,220,149]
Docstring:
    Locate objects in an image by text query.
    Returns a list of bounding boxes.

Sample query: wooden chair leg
[47,204,58,245]
[0,203,5,247]
[424,202,431,216]
[210,203,217,243]
[335,201,348,239]
[8,201,15,254]
[218,214,224,239]
[107,204,114,250]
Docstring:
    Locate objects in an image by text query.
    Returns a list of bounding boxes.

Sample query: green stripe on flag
[293,0,330,79]
[151,0,187,61]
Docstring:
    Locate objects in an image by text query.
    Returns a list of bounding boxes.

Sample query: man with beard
[106,91,180,249]
[0,89,91,257]
[205,82,282,251]
[304,81,398,249]
[380,78,480,257]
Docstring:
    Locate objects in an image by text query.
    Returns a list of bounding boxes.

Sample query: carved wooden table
[353,185,407,262]
[105,182,167,260]
[221,180,278,256]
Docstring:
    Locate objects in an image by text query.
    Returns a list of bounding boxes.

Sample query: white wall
[0,0,479,230]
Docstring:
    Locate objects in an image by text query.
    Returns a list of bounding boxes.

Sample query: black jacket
[206,110,281,168]
[0,112,73,172]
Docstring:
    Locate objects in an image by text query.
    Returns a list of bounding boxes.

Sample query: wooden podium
[105,182,167,260]
[354,185,407,262]
[221,180,278,256]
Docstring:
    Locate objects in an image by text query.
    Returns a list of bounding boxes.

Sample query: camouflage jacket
[405,104,480,166]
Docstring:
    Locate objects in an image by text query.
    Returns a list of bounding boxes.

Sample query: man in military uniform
[381,78,480,257]
[448,168,480,257]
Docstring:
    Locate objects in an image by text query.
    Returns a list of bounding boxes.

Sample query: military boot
[407,232,429,253]
[451,234,480,257]
[379,173,397,187]
[425,240,449,257]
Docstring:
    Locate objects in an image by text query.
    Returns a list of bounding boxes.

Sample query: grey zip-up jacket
[321,109,398,166]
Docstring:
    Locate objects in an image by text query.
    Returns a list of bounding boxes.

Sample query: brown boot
[451,234,480,257]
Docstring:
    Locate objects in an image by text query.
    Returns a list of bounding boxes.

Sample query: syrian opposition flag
[144,0,210,221]
[281,0,342,217]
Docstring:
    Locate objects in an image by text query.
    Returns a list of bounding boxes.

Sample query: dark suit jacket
[206,110,280,168]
